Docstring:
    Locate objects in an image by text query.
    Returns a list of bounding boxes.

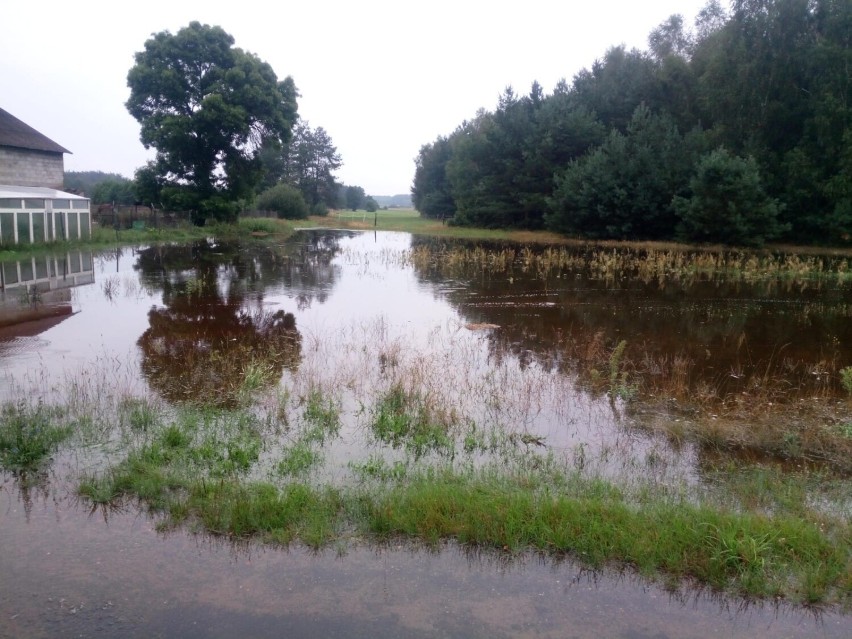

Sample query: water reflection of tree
[278,230,354,310]
[409,237,852,399]
[135,240,305,407]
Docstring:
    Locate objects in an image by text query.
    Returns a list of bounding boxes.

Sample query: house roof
[0,185,87,200]
[0,107,70,154]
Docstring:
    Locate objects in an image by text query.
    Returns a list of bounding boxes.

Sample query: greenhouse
[0,185,90,245]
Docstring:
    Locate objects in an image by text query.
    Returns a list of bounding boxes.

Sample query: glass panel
[80,212,91,238]
[35,259,48,279]
[2,262,18,284]
[71,199,89,210]
[23,199,45,209]
[68,212,79,240]
[81,252,93,271]
[32,212,45,242]
[20,260,34,282]
[17,212,31,244]
[0,199,22,209]
[52,199,71,209]
[0,212,13,242]
[69,254,81,274]
[54,212,65,240]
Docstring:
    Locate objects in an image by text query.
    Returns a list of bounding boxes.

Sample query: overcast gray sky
[2,0,717,196]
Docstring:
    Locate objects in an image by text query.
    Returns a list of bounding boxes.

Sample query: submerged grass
[370,384,455,458]
[0,402,72,471]
[408,242,852,284]
[75,419,852,606]
[64,378,851,607]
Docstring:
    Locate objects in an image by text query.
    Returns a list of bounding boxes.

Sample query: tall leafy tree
[126,22,298,224]
[345,185,366,210]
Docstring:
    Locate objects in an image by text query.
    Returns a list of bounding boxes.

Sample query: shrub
[255,184,309,220]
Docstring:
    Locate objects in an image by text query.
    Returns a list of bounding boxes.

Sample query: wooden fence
[93,205,192,230]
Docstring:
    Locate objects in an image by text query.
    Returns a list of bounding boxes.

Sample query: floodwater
[0,230,850,637]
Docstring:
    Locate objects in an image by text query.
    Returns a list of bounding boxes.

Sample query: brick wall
[0,146,65,189]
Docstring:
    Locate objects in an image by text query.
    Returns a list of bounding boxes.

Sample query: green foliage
[65,171,134,203]
[278,443,321,477]
[840,366,852,395]
[121,397,159,432]
[261,121,342,208]
[237,217,279,234]
[412,137,456,219]
[371,385,453,457]
[345,185,365,211]
[126,21,298,225]
[133,162,163,208]
[0,402,71,471]
[91,177,136,205]
[414,0,852,245]
[364,196,379,213]
[547,106,702,239]
[255,183,309,219]
[302,390,341,444]
[674,148,786,246]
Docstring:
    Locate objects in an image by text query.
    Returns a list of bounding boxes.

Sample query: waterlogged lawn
[18,395,850,606]
[1,230,851,610]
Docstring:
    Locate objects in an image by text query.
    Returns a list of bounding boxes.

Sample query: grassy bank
[4,209,852,260]
[301,209,852,256]
[0,217,298,260]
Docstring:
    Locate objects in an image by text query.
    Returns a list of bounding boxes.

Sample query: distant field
[296,208,571,244]
[296,209,852,256]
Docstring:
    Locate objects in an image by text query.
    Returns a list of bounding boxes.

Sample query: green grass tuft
[0,402,72,471]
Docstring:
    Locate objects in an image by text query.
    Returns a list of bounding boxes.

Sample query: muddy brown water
[0,230,850,636]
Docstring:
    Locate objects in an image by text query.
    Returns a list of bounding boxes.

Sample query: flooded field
[0,230,850,636]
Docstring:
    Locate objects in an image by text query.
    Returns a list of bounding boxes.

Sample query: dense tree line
[412,0,851,245]
[65,171,136,204]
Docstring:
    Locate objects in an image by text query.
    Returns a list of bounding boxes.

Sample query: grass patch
[0,402,72,471]
[362,471,849,603]
[72,390,850,607]
[78,407,263,507]
[278,442,321,477]
[186,480,342,548]
[302,389,341,444]
[371,384,454,458]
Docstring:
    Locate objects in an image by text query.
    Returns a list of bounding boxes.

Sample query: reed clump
[406,243,852,285]
[0,402,72,471]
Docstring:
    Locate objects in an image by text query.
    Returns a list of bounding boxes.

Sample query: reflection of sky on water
[1,230,849,484]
